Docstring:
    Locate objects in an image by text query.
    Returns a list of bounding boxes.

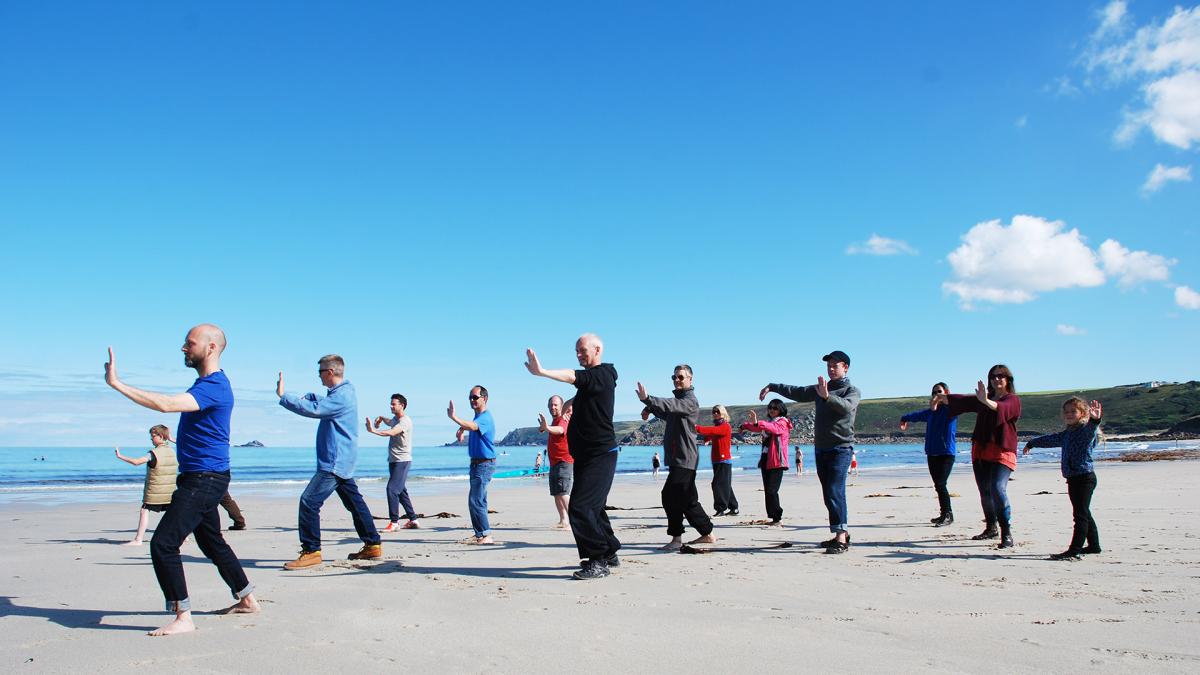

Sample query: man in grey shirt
[366,393,420,531]
[638,364,716,551]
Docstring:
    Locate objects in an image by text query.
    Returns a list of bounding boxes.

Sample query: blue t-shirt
[176,370,234,473]
[468,410,496,460]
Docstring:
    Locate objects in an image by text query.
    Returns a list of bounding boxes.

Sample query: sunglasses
[469,395,484,401]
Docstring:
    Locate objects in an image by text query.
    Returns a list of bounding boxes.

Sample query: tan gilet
[143,444,179,505]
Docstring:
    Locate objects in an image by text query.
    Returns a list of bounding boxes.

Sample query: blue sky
[1,1,1196,447]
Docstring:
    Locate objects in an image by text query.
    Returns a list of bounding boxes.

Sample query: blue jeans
[815,446,853,533]
[298,471,380,552]
[150,471,252,612]
[972,460,1012,528]
[468,460,495,537]
[386,461,417,522]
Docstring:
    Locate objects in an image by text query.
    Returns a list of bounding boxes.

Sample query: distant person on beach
[697,405,738,517]
[103,324,258,636]
[900,382,959,527]
[934,364,1021,549]
[1022,397,1103,560]
[366,393,420,532]
[525,334,621,580]
[761,350,860,554]
[638,364,716,551]
[537,395,573,528]
[849,450,859,476]
[534,450,544,474]
[448,385,496,545]
[278,354,381,568]
[740,401,792,525]
[113,424,177,546]
[794,446,803,476]
[652,452,661,477]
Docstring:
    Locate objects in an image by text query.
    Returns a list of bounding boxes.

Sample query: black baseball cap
[822,350,850,366]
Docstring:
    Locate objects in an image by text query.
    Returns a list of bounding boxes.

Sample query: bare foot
[660,539,683,551]
[121,539,144,546]
[458,536,480,545]
[554,521,568,529]
[217,594,260,615]
[148,612,195,637]
[689,533,717,545]
[472,536,495,545]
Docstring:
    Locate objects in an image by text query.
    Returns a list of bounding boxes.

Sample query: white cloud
[1085,5,1200,149]
[1177,285,1200,309]
[1056,324,1087,336]
[1141,162,1193,193]
[1098,238,1175,286]
[846,234,918,256]
[1046,75,1082,97]
[943,215,1176,308]
[942,215,1105,308]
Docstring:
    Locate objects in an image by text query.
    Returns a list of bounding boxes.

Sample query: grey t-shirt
[385,415,413,462]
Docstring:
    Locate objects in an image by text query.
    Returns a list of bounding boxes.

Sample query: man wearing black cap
[759,350,861,554]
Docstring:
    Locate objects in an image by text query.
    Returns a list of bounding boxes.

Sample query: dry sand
[2,459,1198,673]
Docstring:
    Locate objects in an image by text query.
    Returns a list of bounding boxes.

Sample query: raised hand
[930,393,949,410]
[524,348,542,376]
[104,347,119,387]
[276,371,285,398]
[747,409,759,425]
[815,376,829,400]
[758,385,770,402]
[537,413,548,432]
[365,416,375,432]
[636,381,648,401]
[1089,399,1103,421]
[455,428,466,443]
[974,380,988,403]
[374,416,388,427]
[899,420,909,431]
[640,408,650,422]
[447,400,456,420]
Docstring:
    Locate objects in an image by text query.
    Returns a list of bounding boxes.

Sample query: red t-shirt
[547,415,573,465]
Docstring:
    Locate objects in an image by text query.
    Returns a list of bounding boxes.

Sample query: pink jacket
[741,417,793,470]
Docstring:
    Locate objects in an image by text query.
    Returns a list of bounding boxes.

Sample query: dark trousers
[926,455,955,515]
[972,460,1012,528]
[568,449,621,560]
[661,467,713,537]
[298,471,381,552]
[386,460,417,522]
[711,462,738,512]
[151,471,252,612]
[219,492,245,527]
[815,446,853,533]
[1066,472,1099,551]
[760,466,784,521]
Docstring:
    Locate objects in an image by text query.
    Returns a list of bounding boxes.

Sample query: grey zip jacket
[768,378,861,450]
[642,387,700,470]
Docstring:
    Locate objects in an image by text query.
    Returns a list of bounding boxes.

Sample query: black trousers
[711,462,739,512]
[760,466,784,521]
[568,450,621,560]
[662,467,713,537]
[926,455,955,515]
[1066,472,1099,551]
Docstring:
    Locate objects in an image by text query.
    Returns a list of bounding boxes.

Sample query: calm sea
[0,440,1182,505]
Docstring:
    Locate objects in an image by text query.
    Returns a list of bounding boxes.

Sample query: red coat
[695,421,732,464]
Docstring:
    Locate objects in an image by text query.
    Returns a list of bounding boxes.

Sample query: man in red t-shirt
[538,395,574,528]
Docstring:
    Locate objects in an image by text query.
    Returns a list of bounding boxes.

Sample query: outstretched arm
[366,417,407,437]
[113,447,151,466]
[447,400,479,431]
[524,349,577,384]
[104,347,199,413]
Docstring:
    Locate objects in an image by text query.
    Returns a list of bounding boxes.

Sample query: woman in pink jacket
[740,399,793,524]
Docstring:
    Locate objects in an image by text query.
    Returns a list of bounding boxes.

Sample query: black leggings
[760,466,784,521]
[1066,472,1099,551]
[926,455,955,514]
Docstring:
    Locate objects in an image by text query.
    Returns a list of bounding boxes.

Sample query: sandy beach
[2,458,1198,673]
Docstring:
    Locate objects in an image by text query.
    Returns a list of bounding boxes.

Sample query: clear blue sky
[1,1,1196,446]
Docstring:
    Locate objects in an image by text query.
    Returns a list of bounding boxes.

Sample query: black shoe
[1049,550,1081,561]
[935,513,954,527]
[727,510,739,516]
[605,554,620,568]
[229,523,247,531]
[1080,545,1102,555]
[971,526,999,540]
[572,559,610,580]
[824,541,849,554]
[930,515,943,524]
[997,534,1014,549]
[712,510,726,517]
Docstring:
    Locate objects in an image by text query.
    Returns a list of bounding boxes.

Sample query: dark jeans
[568,449,621,561]
[972,460,1012,528]
[815,446,853,533]
[1066,472,1099,551]
[468,460,495,537]
[661,467,713,537]
[298,470,381,552]
[926,455,955,515]
[220,491,245,527]
[711,462,738,512]
[386,460,417,522]
[760,466,784,521]
[150,471,252,612]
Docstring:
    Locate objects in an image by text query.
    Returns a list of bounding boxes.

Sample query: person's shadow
[0,596,157,632]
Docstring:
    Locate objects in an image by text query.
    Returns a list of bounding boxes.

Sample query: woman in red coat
[696,405,738,517]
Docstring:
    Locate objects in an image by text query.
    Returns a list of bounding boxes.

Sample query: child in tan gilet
[114,425,178,545]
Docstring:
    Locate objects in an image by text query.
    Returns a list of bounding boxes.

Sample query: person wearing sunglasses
[696,405,738,517]
[448,386,496,545]
[740,399,792,525]
[637,365,716,551]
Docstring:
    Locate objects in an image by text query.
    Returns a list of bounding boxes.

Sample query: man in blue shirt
[278,354,382,569]
[104,324,258,636]
[448,385,496,544]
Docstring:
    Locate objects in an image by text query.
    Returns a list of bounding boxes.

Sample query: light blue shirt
[280,381,359,478]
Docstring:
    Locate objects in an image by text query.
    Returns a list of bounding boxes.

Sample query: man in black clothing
[638,364,716,550]
[525,333,620,580]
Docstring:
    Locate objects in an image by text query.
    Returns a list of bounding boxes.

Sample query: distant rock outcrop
[236,440,265,448]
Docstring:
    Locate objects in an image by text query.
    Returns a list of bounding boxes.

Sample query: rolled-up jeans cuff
[233,583,254,601]
[831,525,847,533]
[166,597,191,613]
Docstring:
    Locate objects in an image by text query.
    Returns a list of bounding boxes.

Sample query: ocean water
[0,440,1186,505]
